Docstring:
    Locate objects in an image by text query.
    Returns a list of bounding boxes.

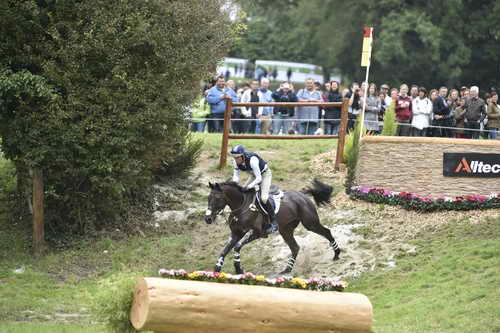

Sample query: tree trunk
[130,278,373,333]
[32,168,45,256]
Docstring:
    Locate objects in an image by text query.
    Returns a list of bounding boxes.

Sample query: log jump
[130,277,373,333]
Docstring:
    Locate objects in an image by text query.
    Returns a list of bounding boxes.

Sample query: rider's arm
[245,156,262,189]
[232,160,240,182]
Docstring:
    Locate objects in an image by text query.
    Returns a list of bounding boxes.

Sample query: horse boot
[263,200,278,236]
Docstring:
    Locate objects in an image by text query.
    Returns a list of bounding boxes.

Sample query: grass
[1,135,499,332]
[193,132,339,189]
[0,323,107,333]
[350,216,500,333]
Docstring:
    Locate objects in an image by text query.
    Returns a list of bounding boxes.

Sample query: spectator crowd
[190,75,500,140]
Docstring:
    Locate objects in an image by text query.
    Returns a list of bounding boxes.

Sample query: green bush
[0,0,234,235]
[381,102,398,136]
[0,153,16,202]
[343,116,365,193]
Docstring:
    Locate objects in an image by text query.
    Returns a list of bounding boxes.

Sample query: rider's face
[234,156,244,165]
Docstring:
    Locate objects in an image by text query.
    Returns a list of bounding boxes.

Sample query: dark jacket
[237,152,267,173]
[271,90,298,117]
[324,90,342,122]
[433,96,451,117]
[463,97,486,122]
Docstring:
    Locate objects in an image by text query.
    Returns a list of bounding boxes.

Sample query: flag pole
[359,27,373,141]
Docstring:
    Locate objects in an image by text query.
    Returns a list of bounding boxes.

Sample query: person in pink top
[395,84,413,136]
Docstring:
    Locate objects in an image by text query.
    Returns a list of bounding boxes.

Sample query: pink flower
[359,186,370,194]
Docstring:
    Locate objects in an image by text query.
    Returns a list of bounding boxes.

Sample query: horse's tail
[301,178,333,206]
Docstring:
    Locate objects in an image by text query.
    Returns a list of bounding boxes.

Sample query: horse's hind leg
[278,220,300,275]
[301,212,341,261]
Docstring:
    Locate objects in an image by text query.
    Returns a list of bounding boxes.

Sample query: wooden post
[218,99,233,169]
[32,168,45,255]
[335,98,350,171]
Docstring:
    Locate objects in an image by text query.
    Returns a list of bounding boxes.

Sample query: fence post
[218,99,233,169]
[32,168,45,256]
[335,98,350,171]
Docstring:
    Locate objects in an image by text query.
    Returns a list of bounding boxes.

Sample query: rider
[230,145,278,234]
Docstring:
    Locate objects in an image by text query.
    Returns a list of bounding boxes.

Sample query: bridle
[220,185,256,222]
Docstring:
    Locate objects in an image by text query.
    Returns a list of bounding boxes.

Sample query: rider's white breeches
[246,169,272,203]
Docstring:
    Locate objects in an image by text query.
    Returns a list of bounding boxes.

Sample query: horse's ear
[208,182,214,189]
[214,183,222,191]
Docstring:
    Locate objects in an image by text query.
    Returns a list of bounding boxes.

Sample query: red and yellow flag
[361,27,373,67]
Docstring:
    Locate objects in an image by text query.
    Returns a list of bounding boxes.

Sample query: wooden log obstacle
[130,277,373,333]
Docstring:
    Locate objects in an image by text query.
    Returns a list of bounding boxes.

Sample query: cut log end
[130,277,151,330]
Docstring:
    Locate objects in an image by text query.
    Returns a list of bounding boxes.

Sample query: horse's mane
[220,181,245,192]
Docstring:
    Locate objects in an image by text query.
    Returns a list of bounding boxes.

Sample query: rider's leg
[261,170,278,233]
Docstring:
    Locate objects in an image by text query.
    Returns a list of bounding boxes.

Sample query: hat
[381,84,389,89]
[282,82,290,89]
[460,86,467,90]
[230,145,245,157]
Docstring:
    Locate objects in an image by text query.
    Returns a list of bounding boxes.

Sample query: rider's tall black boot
[264,201,278,234]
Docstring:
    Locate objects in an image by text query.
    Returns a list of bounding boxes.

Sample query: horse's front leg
[233,229,261,274]
[214,234,241,273]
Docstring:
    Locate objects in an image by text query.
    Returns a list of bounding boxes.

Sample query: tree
[231,0,499,90]
[0,0,234,235]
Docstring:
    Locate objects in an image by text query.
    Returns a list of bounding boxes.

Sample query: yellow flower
[291,278,307,289]
[255,275,265,281]
[187,272,200,279]
[218,272,228,280]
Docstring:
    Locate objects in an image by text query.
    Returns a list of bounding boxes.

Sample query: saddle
[250,185,284,216]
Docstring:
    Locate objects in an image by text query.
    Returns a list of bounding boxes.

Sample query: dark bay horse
[205,179,341,275]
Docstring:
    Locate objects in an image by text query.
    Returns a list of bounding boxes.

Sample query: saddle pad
[256,190,284,215]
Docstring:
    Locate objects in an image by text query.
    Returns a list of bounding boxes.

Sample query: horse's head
[205,182,227,224]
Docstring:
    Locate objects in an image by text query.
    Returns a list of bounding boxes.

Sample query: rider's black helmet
[230,145,246,157]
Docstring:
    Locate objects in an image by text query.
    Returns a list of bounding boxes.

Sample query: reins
[222,186,255,222]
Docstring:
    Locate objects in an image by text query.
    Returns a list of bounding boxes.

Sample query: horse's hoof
[235,268,244,275]
[333,248,341,261]
[214,266,222,273]
[279,268,292,275]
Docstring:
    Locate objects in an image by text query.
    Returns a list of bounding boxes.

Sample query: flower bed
[350,186,500,212]
[159,269,348,292]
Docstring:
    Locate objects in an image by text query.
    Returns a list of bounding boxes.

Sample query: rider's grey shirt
[232,156,266,189]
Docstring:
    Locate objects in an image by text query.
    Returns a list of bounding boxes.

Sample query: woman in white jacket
[411,87,433,136]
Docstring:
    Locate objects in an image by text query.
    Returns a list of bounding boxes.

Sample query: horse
[205,179,341,275]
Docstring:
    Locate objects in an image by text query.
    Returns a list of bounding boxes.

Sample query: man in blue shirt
[259,78,274,134]
[297,78,322,135]
[206,76,238,133]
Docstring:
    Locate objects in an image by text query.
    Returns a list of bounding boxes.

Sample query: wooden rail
[219,99,350,171]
